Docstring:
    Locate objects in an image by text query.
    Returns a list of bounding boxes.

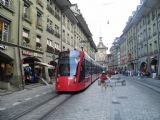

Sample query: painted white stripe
[0,107,6,111]
[35,94,40,97]
[25,97,32,101]
[42,92,47,94]
[13,102,21,106]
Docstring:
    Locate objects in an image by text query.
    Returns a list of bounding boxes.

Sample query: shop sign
[34,52,43,58]
[0,44,7,50]
[22,50,33,56]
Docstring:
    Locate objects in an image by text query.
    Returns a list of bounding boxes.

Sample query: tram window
[80,60,85,81]
[85,60,90,75]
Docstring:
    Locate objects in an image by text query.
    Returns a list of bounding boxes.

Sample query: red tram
[55,50,103,92]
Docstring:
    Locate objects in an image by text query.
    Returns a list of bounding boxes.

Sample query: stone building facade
[0,0,97,90]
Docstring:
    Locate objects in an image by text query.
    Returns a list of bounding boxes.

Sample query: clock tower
[95,37,108,65]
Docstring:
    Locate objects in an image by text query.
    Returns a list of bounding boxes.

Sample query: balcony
[54,13,60,21]
[36,20,43,30]
[23,37,30,43]
[37,0,43,8]
[54,32,60,38]
[46,25,54,35]
[54,48,60,55]
[46,45,54,53]
[46,4,54,16]
[36,46,42,51]
[0,0,14,12]
[22,40,30,48]
[23,13,31,24]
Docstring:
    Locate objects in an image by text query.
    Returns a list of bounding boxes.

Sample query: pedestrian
[107,72,112,87]
[100,71,108,90]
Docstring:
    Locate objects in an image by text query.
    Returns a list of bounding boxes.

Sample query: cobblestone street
[0,75,160,120]
[46,76,160,120]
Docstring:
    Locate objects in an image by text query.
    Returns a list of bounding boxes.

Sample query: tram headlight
[74,78,77,83]
[56,78,59,83]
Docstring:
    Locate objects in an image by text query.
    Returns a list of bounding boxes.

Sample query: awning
[35,62,54,69]
[0,51,13,63]
[23,56,40,64]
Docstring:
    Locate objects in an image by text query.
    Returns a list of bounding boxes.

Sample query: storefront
[22,50,42,84]
[0,51,14,89]
[150,57,158,78]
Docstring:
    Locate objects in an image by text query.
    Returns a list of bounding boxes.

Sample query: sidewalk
[0,83,54,111]
[0,83,46,96]
[115,74,160,93]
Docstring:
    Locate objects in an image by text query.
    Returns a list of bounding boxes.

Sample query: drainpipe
[18,0,24,89]
[60,11,63,51]
[156,8,160,77]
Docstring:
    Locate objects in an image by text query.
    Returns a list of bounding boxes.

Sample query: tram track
[10,94,74,120]
[39,95,73,120]
[8,94,60,120]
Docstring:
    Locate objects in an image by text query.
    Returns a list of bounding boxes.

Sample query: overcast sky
[70,0,140,52]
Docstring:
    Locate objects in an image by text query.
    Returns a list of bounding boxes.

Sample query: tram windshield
[58,50,80,76]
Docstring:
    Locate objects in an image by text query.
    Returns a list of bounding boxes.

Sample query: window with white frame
[67,33,69,44]
[153,23,156,36]
[154,40,157,51]
[37,10,43,26]
[158,20,160,33]
[36,35,41,43]
[62,29,65,41]
[47,17,52,28]
[47,38,53,47]
[149,43,152,53]
[23,28,29,38]
[0,19,9,42]
[55,42,59,50]
[55,24,59,34]
[62,15,66,26]
[1,0,11,8]
[36,35,41,49]
[22,28,30,43]
[71,36,73,46]
[23,4,30,18]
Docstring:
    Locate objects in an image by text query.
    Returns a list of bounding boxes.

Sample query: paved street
[45,76,160,120]
[0,75,160,120]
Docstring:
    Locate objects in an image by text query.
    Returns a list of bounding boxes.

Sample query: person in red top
[100,71,108,90]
